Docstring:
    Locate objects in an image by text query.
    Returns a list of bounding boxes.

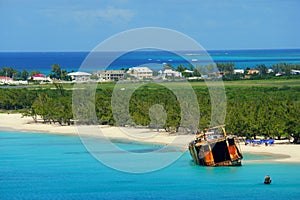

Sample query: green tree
[257,64,268,77]
[51,64,62,80]
[21,70,29,80]
[176,64,186,72]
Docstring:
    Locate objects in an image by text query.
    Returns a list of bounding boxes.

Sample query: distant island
[0,61,300,85]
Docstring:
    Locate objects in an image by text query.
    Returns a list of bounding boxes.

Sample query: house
[247,69,260,75]
[127,67,153,79]
[29,74,52,82]
[184,69,194,73]
[234,69,244,74]
[97,70,125,81]
[291,69,300,75]
[67,71,91,82]
[158,69,182,79]
[0,76,13,84]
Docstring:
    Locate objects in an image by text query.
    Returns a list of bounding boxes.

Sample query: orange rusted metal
[189,125,243,167]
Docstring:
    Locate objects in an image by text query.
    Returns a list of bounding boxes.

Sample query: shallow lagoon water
[1,131,300,199]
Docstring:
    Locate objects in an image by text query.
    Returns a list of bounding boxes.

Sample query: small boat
[189,125,243,166]
[191,59,198,62]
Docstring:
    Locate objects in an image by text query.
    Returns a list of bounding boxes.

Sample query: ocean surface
[1,130,300,200]
[0,49,300,74]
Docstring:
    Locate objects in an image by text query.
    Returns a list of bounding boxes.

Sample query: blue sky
[0,0,299,51]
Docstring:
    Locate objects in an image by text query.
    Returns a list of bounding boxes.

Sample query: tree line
[2,62,300,83]
[162,62,300,80]
[0,83,299,143]
[0,64,72,81]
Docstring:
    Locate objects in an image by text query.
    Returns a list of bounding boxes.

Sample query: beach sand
[1,113,299,163]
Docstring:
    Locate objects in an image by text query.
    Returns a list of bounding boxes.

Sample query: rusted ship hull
[189,137,243,167]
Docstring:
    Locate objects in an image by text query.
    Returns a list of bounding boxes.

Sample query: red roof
[31,74,46,77]
[0,76,13,80]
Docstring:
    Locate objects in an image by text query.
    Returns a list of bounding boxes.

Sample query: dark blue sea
[1,130,300,200]
[0,49,300,74]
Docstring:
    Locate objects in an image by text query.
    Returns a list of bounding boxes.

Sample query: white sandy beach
[1,113,299,163]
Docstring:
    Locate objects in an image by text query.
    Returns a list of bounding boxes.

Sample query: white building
[68,72,91,82]
[234,69,244,74]
[0,76,13,84]
[291,69,300,75]
[127,67,153,79]
[158,69,182,79]
[29,74,52,82]
[184,69,194,73]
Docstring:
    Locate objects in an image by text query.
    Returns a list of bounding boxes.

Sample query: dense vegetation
[0,81,299,143]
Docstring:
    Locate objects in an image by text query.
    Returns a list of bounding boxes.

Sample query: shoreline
[1,113,300,163]
[0,113,191,148]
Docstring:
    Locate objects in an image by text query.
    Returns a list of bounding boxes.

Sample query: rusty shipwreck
[189,125,243,166]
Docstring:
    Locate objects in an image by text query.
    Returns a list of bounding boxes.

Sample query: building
[67,71,91,82]
[97,70,125,81]
[234,69,244,74]
[247,69,260,75]
[0,76,13,84]
[291,69,300,75]
[29,74,52,82]
[158,69,182,79]
[127,67,153,79]
[184,69,194,73]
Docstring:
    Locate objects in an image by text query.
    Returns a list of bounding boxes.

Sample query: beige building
[247,69,259,75]
[98,70,125,81]
[127,67,153,79]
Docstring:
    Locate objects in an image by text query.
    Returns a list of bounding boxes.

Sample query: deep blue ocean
[1,130,300,200]
[0,49,300,75]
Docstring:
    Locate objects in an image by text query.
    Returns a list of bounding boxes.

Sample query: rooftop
[130,67,152,72]
[67,72,91,76]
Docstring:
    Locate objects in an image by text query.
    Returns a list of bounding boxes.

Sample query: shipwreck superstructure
[189,125,243,166]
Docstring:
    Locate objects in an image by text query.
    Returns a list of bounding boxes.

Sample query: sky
[0,0,299,51]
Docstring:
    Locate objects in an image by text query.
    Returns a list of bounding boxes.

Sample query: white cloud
[96,7,134,23]
[40,6,135,26]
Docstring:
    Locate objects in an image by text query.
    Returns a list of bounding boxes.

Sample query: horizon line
[0,48,300,53]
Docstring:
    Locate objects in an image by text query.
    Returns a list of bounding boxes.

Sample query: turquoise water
[1,130,300,199]
[1,49,300,74]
